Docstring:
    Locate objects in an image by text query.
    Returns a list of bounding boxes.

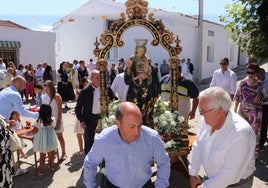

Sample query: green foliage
[220,0,268,59]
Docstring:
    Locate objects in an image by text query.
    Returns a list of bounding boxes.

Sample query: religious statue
[124,39,160,126]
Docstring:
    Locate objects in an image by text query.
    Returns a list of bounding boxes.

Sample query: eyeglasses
[247,71,256,75]
[199,108,215,115]
[219,63,227,65]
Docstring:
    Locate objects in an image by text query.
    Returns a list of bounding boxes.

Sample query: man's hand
[81,122,86,129]
[190,175,202,188]
[188,111,196,119]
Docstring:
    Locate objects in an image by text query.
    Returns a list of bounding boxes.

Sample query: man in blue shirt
[0,76,39,120]
[84,102,170,188]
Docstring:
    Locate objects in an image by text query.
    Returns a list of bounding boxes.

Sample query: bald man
[83,102,170,188]
[0,76,39,120]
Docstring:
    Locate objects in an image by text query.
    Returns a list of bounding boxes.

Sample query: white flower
[164,139,176,149]
[177,116,184,123]
[170,120,176,126]
[101,100,120,129]
[153,99,184,135]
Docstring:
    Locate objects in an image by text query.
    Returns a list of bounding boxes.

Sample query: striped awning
[0,41,21,48]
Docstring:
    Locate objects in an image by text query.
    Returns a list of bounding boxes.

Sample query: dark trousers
[260,105,268,148]
[84,114,100,155]
[105,179,153,188]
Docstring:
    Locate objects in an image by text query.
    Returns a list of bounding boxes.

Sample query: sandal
[74,151,84,155]
[59,154,67,161]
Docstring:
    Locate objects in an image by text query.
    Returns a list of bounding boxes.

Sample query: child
[72,112,84,155]
[34,84,43,107]
[9,111,27,159]
[32,104,58,177]
[72,78,89,155]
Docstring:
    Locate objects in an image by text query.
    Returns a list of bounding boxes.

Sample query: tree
[220,0,268,60]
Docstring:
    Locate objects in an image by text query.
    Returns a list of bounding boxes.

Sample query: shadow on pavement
[65,153,84,173]
[254,145,268,183]
[13,165,57,188]
[72,171,85,188]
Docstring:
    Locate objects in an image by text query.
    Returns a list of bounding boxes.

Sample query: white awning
[0,41,21,48]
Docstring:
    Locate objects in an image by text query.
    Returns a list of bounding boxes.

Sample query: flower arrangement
[153,98,185,136]
[101,100,120,129]
[164,139,181,151]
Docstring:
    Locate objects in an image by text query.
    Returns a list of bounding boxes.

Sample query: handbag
[9,130,22,151]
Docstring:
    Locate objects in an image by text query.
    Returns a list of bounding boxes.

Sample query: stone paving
[14,62,268,188]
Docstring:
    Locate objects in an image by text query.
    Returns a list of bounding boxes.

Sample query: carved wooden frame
[93,0,182,118]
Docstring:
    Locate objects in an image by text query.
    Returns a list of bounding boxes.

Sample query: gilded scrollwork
[94,0,183,117]
[125,0,148,19]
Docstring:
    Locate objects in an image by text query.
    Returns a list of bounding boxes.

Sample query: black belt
[227,174,253,187]
[105,178,153,188]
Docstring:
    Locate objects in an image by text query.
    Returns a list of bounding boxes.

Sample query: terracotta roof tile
[0,20,29,30]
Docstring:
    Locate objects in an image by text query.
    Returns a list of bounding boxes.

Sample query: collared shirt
[92,86,101,114]
[189,111,256,188]
[87,61,96,72]
[36,93,42,107]
[160,64,169,75]
[84,125,170,188]
[0,70,6,89]
[0,63,6,70]
[111,73,129,102]
[35,68,45,84]
[181,62,188,75]
[0,85,39,120]
[210,69,237,95]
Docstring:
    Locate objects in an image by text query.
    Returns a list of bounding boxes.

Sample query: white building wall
[200,22,239,79]
[53,0,241,80]
[0,27,56,70]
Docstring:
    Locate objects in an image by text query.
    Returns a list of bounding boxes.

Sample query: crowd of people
[0,54,267,187]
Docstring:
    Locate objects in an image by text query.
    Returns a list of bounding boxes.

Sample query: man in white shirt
[210,57,237,100]
[0,69,6,91]
[87,59,96,72]
[189,87,256,188]
[111,72,129,102]
[35,63,44,84]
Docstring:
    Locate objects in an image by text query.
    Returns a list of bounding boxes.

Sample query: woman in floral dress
[234,63,267,157]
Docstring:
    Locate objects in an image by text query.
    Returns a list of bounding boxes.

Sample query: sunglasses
[219,63,227,65]
[247,71,256,75]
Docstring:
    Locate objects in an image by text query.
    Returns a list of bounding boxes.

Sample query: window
[0,49,18,67]
[105,20,118,60]
[206,42,214,62]
[208,30,215,37]
[106,20,113,30]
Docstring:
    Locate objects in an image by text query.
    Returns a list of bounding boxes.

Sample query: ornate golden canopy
[94,0,182,117]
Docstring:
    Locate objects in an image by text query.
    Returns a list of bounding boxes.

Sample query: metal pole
[198,0,203,82]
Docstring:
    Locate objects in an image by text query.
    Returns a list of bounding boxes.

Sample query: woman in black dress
[57,61,75,109]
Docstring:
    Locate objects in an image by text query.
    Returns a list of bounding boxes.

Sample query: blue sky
[0,0,234,31]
